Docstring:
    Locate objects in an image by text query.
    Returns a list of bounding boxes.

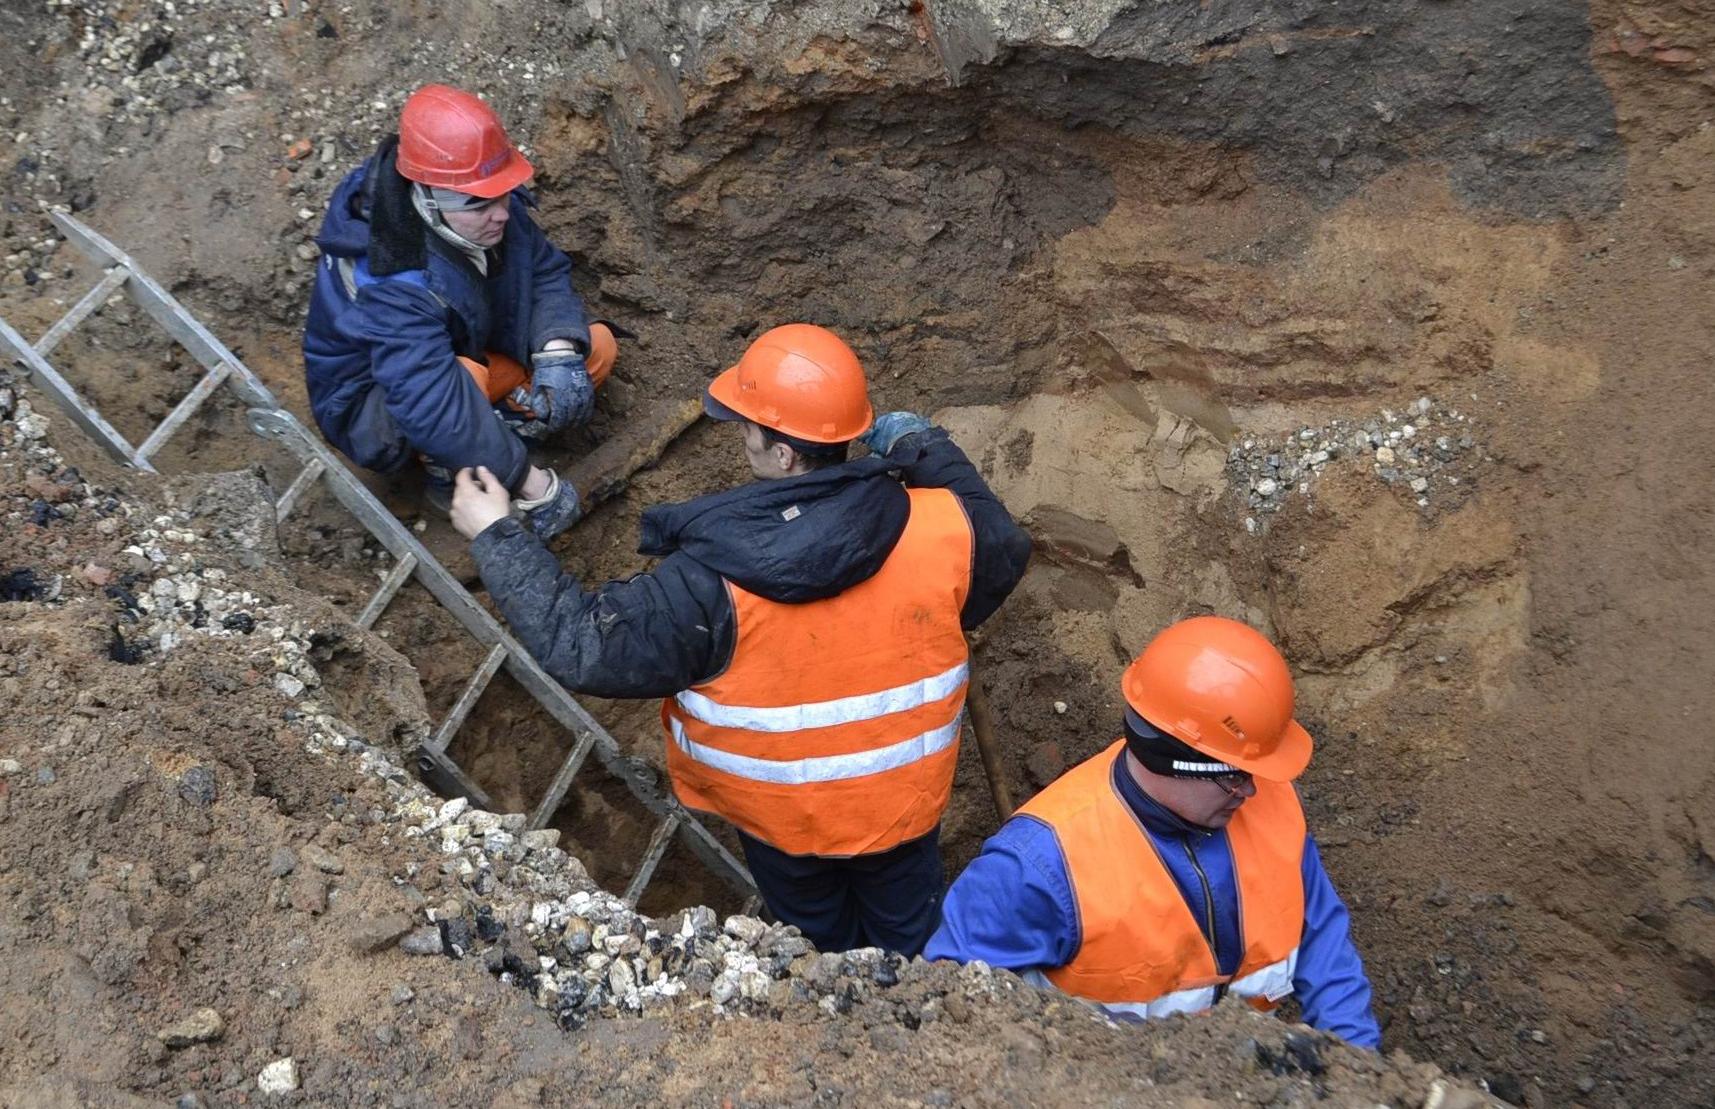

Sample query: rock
[177,766,217,807]
[709,968,741,1005]
[1409,476,1430,494]
[724,915,766,945]
[941,992,971,1023]
[348,912,414,954]
[303,844,345,874]
[0,758,22,776]
[561,916,593,955]
[391,983,415,1005]
[399,927,443,956]
[520,829,561,852]
[1255,477,1279,497]
[1374,446,1397,465]
[439,917,475,958]
[267,847,297,878]
[1052,700,1068,715]
[870,1024,910,1052]
[157,1008,225,1048]
[1025,741,1065,787]
[274,673,306,698]
[257,1057,299,1096]
[288,874,328,914]
[374,1024,398,1046]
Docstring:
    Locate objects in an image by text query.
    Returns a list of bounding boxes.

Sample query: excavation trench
[13,4,1715,1102]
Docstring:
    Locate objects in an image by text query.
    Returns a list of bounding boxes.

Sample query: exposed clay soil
[3,0,1715,1105]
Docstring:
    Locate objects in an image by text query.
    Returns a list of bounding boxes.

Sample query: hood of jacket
[314,136,428,276]
[638,457,911,604]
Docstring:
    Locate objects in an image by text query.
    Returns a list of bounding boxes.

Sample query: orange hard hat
[396,85,533,198]
[703,324,875,444]
[1122,616,1313,781]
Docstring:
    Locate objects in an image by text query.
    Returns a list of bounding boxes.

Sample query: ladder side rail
[0,315,155,472]
[245,407,756,896]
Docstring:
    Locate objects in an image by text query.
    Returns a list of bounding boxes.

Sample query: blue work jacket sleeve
[470,517,736,698]
[885,428,1031,630]
[521,211,590,353]
[1294,836,1382,1049]
[353,278,531,491]
[923,815,1080,972]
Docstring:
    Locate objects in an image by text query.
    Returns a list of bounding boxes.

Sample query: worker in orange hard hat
[927,617,1382,1048]
[450,323,1032,956]
[304,84,626,540]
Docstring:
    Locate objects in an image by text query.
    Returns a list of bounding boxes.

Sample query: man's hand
[526,348,596,432]
[859,411,933,456]
[451,466,513,540]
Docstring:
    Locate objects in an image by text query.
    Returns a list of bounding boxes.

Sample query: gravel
[1227,395,1489,529]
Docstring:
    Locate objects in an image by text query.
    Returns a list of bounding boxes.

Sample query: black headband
[1122,708,1244,779]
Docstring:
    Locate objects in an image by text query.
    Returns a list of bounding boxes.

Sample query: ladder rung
[528,730,597,831]
[355,553,417,631]
[34,266,130,358]
[427,643,508,756]
[136,361,233,461]
[623,813,682,907]
[275,459,325,522]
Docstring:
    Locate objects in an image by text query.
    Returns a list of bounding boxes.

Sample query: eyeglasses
[1207,772,1253,798]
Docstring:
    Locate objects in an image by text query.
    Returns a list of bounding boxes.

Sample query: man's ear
[772,442,798,474]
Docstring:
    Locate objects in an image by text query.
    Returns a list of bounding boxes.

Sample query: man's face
[739,421,793,480]
[441,193,510,247]
[1144,769,1258,829]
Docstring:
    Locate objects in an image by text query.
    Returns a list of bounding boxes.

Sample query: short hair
[757,424,851,470]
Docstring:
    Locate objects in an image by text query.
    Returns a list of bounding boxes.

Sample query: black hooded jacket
[470,428,1031,699]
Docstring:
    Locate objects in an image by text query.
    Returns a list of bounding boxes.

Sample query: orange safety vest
[1018,739,1306,1020]
[662,487,974,857]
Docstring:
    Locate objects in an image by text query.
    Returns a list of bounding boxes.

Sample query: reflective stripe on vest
[1023,948,1300,1021]
[662,486,975,857]
[1017,740,1307,1017]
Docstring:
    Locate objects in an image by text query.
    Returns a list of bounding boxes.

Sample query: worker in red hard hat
[449,323,1032,956]
[303,84,624,539]
[926,617,1382,1048]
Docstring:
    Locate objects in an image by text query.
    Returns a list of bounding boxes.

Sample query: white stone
[1374,447,1396,465]
[1052,701,1068,715]
[1254,478,1278,497]
[258,1057,299,1095]
[274,673,306,698]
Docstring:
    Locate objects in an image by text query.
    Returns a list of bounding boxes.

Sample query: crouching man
[304,83,619,538]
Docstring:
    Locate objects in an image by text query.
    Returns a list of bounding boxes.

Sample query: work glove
[515,468,583,541]
[859,411,933,457]
[509,348,595,435]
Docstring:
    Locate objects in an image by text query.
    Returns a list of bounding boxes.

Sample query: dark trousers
[736,826,945,957]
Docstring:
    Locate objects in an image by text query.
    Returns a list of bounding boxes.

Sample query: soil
[3,0,1714,1105]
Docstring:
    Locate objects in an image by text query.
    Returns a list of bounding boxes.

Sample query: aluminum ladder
[0,212,754,908]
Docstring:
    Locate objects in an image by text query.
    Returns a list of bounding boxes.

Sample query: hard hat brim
[457,149,535,199]
[1234,717,1314,782]
[703,365,750,424]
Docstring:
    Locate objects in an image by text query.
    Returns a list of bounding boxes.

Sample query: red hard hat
[1122,616,1313,781]
[704,324,875,444]
[396,84,533,198]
